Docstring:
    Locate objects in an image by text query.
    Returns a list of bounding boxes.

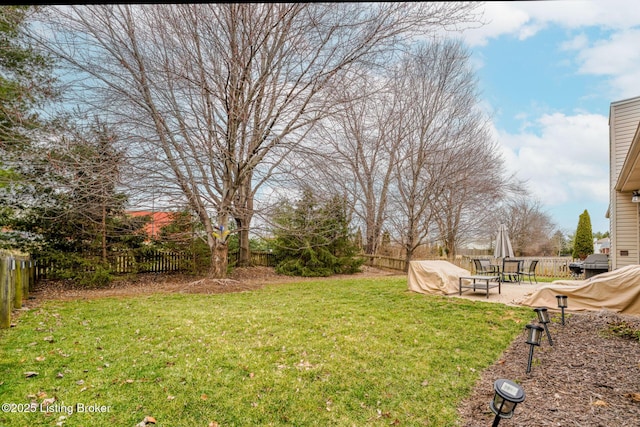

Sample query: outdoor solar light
[534,307,553,346]
[489,379,526,427]
[525,324,544,374]
[556,295,568,325]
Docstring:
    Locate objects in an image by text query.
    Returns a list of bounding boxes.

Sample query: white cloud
[573,29,640,74]
[514,1,639,30]
[461,1,640,98]
[460,2,533,46]
[559,33,589,51]
[497,112,610,207]
[568,29,640,98]
[462,1,640,47]
[464,1,636,201]
[453,1,639,231]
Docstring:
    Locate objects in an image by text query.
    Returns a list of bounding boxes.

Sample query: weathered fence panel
[33,250,277,282]
[362,255,409,272]
[34,250,194,280]
[459,256,576,279]
[250,251,276,267]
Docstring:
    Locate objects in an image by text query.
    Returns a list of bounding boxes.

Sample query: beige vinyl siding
[613,196,638,268]
[613,105,640,177]
[610,96,640,269]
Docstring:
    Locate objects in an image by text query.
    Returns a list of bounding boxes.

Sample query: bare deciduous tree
[496,195,557,256]
[388,39,504,266]
[30,3,481,277]
[304,72,408,256]
[431,119,508,259]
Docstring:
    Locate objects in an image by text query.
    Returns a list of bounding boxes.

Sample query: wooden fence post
[1,256,11,329]
[8,258,15,313]
[30,259,36,291]
[22,259,30,301]
[13,258,23,309]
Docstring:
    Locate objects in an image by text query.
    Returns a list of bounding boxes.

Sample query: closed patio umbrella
[494,223,514,259]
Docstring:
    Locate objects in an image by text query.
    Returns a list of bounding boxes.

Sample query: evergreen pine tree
[272,190,363,277]
[572,209,594,260]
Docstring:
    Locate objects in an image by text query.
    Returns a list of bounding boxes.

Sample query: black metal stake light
[534,307,553,346]
[556,295,568,325]
[525,324,544,374]
[489,379,526,427]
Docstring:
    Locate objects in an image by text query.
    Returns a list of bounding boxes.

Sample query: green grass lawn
[0,277,533,426]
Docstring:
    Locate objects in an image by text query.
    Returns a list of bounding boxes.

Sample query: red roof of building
[127,211,175,238]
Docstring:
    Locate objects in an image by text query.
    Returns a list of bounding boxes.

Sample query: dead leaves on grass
[135,416,157,426]
[625,392,640,402]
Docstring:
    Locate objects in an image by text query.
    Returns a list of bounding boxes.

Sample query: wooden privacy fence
[364,254,578,278]
[1,252,36,329]
[228,251,276,268]
[34,250,277,281]
[458,256,577,278]
[34,251,194,281]
[362,254,411,272]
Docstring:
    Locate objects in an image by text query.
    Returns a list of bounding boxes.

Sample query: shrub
[272,190,364,277]
[76,264,114,288]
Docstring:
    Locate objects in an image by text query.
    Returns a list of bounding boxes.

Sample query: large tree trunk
[364,203,382,255]
[234,178,254,267]
[204,212,231,279]
[444,230,457,261]
[403,250,414,273]
[210,241,229,278]
[403,229,416,273]
[235,217,251,267]
[365,233,377,255]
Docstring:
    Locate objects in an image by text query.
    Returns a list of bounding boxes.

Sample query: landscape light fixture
[534,307,553,346]
[525,324,544,374]
[489,379,526,427]
[556,295,568,325]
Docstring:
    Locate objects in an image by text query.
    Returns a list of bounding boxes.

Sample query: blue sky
[449,1,640,235]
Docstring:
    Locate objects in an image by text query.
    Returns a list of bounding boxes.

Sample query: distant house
[127,211,175,239]
[594,237,610,255]
[608,95,640,269]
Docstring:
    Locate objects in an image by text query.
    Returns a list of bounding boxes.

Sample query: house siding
[610,96,640,269]
[613,199,638,268]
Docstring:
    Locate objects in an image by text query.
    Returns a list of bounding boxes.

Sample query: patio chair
[501,259,522,284]
[473,259,499,276]
[519,260,539,284]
